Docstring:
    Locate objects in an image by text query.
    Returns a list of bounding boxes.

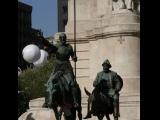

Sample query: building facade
[57,0,68,32]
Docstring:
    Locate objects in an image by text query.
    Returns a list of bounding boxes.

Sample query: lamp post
[73,0,77,82]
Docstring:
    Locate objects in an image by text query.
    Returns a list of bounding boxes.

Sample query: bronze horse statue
[48,74,82,120]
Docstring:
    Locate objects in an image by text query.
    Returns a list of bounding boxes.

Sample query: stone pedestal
[18,98,56,120]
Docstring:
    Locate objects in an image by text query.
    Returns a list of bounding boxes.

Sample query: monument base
[18,98,56,120]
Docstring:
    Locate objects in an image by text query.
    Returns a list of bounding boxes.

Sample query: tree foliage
[18,56,55,116]
[19,56,55,98]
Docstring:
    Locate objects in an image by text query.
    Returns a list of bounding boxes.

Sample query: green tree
[18,56,56,116]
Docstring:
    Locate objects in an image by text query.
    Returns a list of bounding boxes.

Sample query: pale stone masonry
[18,98,57,120]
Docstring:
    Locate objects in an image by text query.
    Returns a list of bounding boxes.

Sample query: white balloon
[33,49,48,67]
[22,44,41,63]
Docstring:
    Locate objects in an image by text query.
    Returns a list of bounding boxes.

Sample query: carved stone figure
[112,0,140,12]
[112,0,126,11]
[126,0,134,10]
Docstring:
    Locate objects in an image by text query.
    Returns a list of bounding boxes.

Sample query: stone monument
[18,98,57,120]
[54,0,140,120]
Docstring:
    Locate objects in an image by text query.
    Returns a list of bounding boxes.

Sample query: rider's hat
[102,59,112,68]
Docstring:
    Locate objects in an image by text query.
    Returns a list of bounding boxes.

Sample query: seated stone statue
[112,0,126,11]
[112,0,140,12]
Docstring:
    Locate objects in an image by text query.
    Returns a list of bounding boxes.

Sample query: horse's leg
[97,114,104,120]
[52,106,60,120]
[106,114,111,120]
[77,88,82,120]
[72,108,76,120]
[77,106,82,120]
[114,116,118,120]
[64,109,76,120]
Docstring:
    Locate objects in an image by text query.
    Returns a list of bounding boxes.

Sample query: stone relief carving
[112,0,126,11]
[112,0,140,12]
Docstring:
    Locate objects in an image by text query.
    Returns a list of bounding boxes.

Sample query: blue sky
[20,0,58,37]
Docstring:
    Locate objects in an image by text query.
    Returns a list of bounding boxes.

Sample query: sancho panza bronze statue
[84,59,123,120]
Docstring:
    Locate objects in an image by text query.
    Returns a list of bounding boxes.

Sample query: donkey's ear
[84,87,91,96]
